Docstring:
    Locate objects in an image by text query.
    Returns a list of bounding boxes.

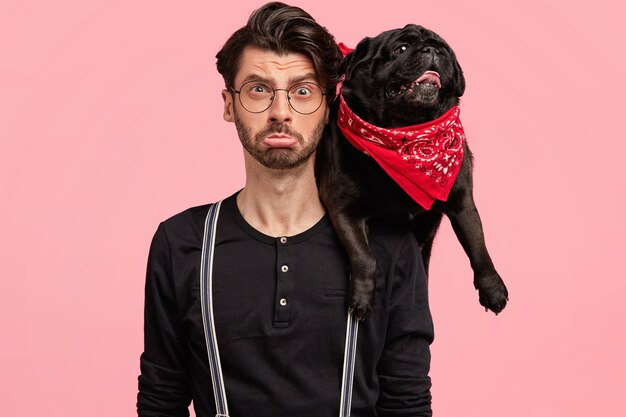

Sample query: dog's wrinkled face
[342,24,465,128]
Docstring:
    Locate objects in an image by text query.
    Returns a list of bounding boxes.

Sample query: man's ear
[222,89,234,122]
[324,104,330,124]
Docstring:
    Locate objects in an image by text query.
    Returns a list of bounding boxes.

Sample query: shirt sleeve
[137,223,192,417]
[376,234,435,417]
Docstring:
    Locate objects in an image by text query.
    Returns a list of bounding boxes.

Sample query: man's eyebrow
[238,73,319,86]
[239,74,271,85]
[288,73,318,84]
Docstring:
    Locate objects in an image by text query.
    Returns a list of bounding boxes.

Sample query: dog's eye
[392,44,409,56]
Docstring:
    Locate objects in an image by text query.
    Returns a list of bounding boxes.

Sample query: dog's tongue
[415,71,441,88]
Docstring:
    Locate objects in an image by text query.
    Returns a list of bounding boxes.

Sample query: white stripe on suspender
[340,309,359,417]
[200,201,359,417]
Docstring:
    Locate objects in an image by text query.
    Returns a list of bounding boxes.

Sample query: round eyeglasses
[231,81,326,115]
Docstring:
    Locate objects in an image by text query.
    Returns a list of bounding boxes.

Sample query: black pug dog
[316,24,509,320]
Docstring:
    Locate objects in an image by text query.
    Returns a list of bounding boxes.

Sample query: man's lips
[261,134,298,148]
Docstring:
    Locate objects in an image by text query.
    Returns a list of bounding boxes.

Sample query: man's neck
[236,155,325,237]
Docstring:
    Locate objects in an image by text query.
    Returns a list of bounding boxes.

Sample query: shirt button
[280,237,287,244]
[281,265,289,273]
[279,298,288,306]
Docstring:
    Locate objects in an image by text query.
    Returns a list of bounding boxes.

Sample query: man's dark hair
[216,2,343,103]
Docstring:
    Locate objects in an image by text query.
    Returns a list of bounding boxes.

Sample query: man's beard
[234,115,325,170]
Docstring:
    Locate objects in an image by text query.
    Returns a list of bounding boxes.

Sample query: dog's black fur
[316,24,508,319]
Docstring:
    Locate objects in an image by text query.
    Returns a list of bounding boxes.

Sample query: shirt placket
[273,236,294,327]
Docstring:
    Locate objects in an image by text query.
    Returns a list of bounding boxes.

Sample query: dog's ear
[453,60,466,97]
[344,37,372,81]
[450,51,466,97]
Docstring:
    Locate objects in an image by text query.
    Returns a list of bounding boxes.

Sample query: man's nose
[267,90,293,122]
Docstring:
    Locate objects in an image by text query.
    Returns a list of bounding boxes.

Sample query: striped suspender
[200,201,359,417]
[340,311,359,417]
[200,201,229,416]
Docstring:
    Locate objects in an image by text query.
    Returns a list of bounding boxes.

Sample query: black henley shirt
[137,192,434,417]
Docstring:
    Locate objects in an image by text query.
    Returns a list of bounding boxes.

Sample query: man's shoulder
[161,203,213,227]
[368,218,420,258]
[365,219,424,283]
[157,202,215,244]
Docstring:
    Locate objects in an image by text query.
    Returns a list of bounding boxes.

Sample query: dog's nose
[420,46,437,54]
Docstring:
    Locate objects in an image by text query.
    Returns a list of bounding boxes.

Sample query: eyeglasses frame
[230,80,327,115]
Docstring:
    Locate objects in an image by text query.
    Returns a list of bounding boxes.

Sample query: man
[137,2,434,416]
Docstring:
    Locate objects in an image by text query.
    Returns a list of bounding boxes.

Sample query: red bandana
[338,42,354,57]
[337,94,465,210]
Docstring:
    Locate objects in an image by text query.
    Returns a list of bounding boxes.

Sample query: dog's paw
[348,277,376,321]
[474,273,509,314]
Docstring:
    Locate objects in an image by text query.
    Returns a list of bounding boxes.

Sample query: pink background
[1,0,624,416]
